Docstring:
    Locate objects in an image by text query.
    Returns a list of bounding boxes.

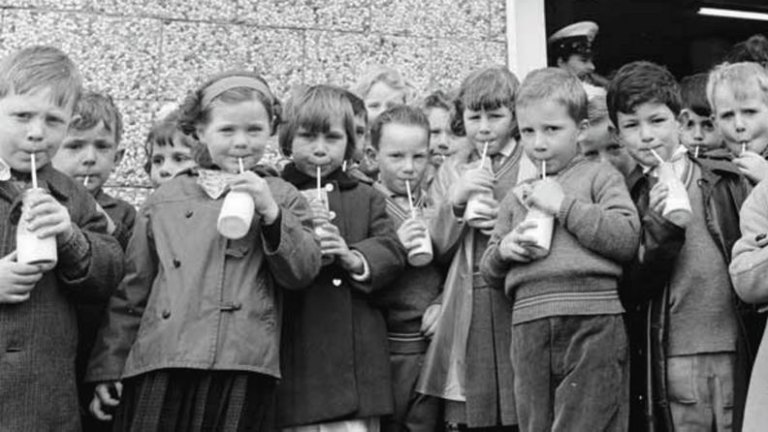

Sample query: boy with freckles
[481,67,639,432]
[0,46,123,431]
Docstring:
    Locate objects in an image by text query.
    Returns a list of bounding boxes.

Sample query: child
[352,65,415,123]
[707,62,768,184]
[143,108,197,187]
[608,60,759,432]
[679,73,727,159]
[277,85,406,431]
[0,46,124,430]
[369,105,443,432]
[86,71,321,431]
[481,67,639,431]
[578,83,636,178]
[341,88,376,184]
[421,90,454,168]
[729,179,768,432]
[418,65,522,431]
[52,90,137,432]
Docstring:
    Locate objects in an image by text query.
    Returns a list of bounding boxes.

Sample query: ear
[113,148,125,166]
[195,124,206,145]
[575,119,590,142]
[609,123,621,144]
[678,108,691,128]
[365,145,378,163]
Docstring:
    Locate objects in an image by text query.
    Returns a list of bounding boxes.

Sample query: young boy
[0,46,124,430]
[342,89,376,184]
[608,60,760,432]
[579,83,636,178]
[679,73,727,160]
[481,67,639,431]
[52,90,136,432]
[143,109,197,187]
[370,105,443,432]
[707,62,768,184]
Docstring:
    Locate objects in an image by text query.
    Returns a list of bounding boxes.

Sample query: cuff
[58,224,91,280]
[349,250,371,282]
[261,209,282,251]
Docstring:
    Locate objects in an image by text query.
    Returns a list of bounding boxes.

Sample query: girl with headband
[85,71,321,431]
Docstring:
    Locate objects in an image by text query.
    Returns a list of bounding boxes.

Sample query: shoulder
[143,172,200,207]
[265,176,303,201]
[695,157,743,179]
[564,158,624,189]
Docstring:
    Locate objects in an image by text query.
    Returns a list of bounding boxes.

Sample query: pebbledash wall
[0,0,508,206]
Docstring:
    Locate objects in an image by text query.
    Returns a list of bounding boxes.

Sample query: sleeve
[558,168,641,263]
[85,206,157,382]
[480,192,518,289]
[427,161,469,262]
[261,181,322,290]
[56,188,125,303]
[730,180,768,305]
[348,188,407,294]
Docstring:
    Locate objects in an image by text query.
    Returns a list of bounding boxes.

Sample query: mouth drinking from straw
[649,148,665,165]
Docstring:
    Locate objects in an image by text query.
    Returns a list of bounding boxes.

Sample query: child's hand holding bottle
[524,178,565,216]
[449,167,494,208]
[734,150,768,184]
[499,219,540,263]
[91,381,123,421]
[315,222,366,276]
[228,171,280,225]
[0,251,43,304]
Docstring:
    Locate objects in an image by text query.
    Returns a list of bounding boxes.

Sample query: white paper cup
[525,209,555,255]
[407,219,433,267]
[314,222,336,266]
[464,189,493,223]
[17,188,57,269]
[217,190,255,239]
[657,163,692,226]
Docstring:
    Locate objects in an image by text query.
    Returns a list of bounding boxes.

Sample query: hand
[756,233,768,248]
[228,171,279,224]
[0,251,43,304]
[24,191,74,243]
[315,222,363,274]
[397,218,428,251]
[421,304,441,338]
[449,167,494,207]
[648,182,669,216]
[734,151,768,184]
[524,179,564,216]
[498,220,541,262]
[90,381,122,421]
[466,194,499,233]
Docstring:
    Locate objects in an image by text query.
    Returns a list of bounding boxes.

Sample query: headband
[201,76,274,109]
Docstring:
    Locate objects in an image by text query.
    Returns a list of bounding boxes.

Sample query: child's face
[426,107,451,166]
[616,102,681,167]
[291,116,348,178]
[53,121,122,193]
[559,54,596,80]
[0,87,73,172]
[517,100,583,175]
[580,120,636,178]
[149,141,195,187]
[712,83,768,155]
[463,106,514,157]
[197,99,271,174]
[679,109,722,151]
[365,82,406,123]
[352,113,368,161]
[375,123,429,196]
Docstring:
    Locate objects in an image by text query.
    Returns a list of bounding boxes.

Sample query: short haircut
[516,67,588,123]
[583,83,609,123]
[370,104,430,150]
[0,45,81,109]
[351,65,415,102]
[179,70,281,138]
[143,109,198,175]
[607,61,681,128]
[725,34,768,65]
[278,84,357,160]
[680,73,712,117]
[453,65,520,134]
[420,90,452,112]
[706,62,768,113]
[69,90,123,145]
[342,89,367,121]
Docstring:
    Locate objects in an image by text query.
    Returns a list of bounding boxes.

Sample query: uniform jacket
[94,189,136,251]
[0,165,124,432]
[277,165,406,427]
[623,157,764,432]
[86,169,321,383]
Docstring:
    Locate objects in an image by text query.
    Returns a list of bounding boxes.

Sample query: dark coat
[0,165,124,431]
[622,158,765,432]
[278,166,407,427]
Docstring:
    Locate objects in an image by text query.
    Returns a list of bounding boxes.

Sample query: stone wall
[0,0,507,205]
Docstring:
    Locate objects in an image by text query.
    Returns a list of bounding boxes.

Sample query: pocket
[666,356,698,404]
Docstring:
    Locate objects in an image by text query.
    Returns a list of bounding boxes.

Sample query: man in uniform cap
[548,21,607,86]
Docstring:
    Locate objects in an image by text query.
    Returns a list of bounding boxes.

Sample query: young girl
[352,65,415,124]
[277,85,407,431]
[143,108,198,187]
[418,65,522,431]
[85,71,321,431]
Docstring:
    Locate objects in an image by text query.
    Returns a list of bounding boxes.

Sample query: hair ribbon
[201,76,273,108]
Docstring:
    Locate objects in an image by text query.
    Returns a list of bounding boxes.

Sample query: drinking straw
[405,180,416,218]
[238,157,245,174]
[83,175,89,187]
[30,154,37,189]
[316,166,322,202]
[693,146,700,158]
[649,148,665,165]
[541,160,546,180]
[479,141,489,169]
[742,142,747,155]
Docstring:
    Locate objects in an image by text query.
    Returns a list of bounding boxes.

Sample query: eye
[583,150,598,158]
[545,125,560,133]
[248,125,264,133]
[297,131,314,139]
[152,155,164,166]
[173,153,191,163]
[218,126,234,134]
[520,127,534,136]
[14,112,32,121]
[46,115,65,125]
[326,131,346,141]
[620,121,637,129]
[367,102,380,109]
[719,111,734,120]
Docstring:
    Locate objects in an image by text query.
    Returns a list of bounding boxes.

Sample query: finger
[515,220,539,232]
[8,261,44,276]
[0,292,31,303]
[114,382,123,398]
[90,398,112,421]
[96,384,119,405]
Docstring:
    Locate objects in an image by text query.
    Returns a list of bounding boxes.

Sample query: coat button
[161,309,171,319]
[185,210,193,218]
[325,183,334,192]
[172,259,181,268]
[332,278,342,287]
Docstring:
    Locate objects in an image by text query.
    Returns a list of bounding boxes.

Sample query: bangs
[294,96,347,135]
[459,66,518,112]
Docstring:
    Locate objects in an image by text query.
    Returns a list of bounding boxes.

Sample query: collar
[281,162,358,191]
[374,181,425,206]
[469,138,517,162]
[93,188,118,209]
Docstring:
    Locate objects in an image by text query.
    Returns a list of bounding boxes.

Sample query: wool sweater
[482,157,640,324]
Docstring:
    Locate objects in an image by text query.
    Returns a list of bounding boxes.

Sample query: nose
[232,130,249,149]
[734,113,746,133]
[312,137,328,157]
[533,132,547,152]
[585,60,596,73]
[82,145,97,166]
[692,124,704,141]
[402,157,415,174]
[639,122,654,143]
[26,117,44,143]
[479,116,491,133]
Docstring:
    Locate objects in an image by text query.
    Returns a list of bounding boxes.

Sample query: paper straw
[316,166,322,202]
[741,142,747,155]
[405,180,416,218]
[83,175,89,187]
[541,160,546,180]
[238,157,244,174]
[649,148,665,165]
[694,146,700,158]
[30,154,37,189]
[479,141,489,169]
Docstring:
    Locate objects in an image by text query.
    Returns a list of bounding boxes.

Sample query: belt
[388,332,429,354]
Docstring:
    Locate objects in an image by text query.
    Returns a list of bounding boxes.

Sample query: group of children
[3,41,768,432]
